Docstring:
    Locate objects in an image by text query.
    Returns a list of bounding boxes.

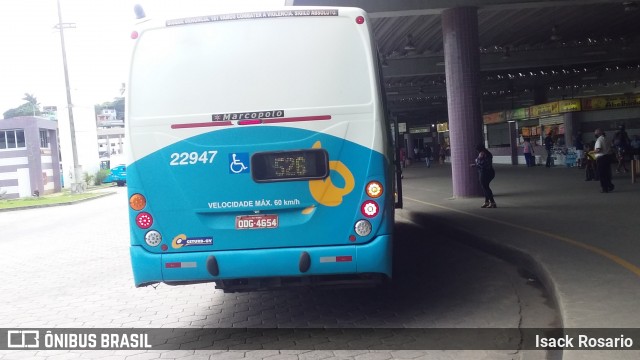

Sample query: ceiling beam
[292,0,627,15]
[382,44,640,78]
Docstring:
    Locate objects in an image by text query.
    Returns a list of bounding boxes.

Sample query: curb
[0,191,117,213]
[396,209,565,328]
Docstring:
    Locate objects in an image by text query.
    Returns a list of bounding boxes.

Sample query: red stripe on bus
[262,115,332,123]
[171,121,233,129]
[171,116,330,129]
[238,119,262,125]
[165,262,181,268]
[336,256,353,262]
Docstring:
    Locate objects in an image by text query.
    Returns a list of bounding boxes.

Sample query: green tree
[112,97,125,120]
[3,108,19,119]
[95,97,125,121]
[2,93,41,119]
[22,93,39,107]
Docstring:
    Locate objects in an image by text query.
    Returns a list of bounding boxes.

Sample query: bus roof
[134,6,367,31]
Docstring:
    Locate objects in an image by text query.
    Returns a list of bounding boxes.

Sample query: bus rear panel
[126,7,394,292]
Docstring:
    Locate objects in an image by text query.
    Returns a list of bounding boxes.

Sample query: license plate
[235,214,278,230]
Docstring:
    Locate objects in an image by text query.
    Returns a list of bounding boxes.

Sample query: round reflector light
[129,193,146,211]
[360,200,379,218]
[354,220,372,236]
[135,212,153,229]
[366,181,383,198]
[145,230,162,247]
[131,31,139,39]
[356,16,365,24]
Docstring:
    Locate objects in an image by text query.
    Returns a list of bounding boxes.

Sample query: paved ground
[397,160,640,360]
[1,160,639,359]
[0,186,556,360]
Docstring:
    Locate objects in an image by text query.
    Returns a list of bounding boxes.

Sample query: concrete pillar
[563,112,577,147]
[50,129,61,192]
[509,121,518,165]
[25,125,43,195]
[442,7,483,197]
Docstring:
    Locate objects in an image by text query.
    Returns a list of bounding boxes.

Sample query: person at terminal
[594,128,614,193]
[522,138,535,167]
[584,144,597,181]
[544,132,554,167]
[613,125,630,173]
[439,143,447,164]
[424,144,433,168]
[631,135,640,157]
[471,144,497,208]
[574,132,584,168]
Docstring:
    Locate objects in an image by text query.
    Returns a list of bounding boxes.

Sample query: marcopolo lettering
[212,110,284,122]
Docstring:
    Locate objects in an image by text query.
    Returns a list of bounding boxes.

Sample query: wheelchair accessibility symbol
[229,153,250,174]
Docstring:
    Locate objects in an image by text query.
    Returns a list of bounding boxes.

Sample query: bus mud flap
[206,256,220,276]
[299,252,311,273]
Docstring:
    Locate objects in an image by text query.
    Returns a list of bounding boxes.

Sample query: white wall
[57,94,101,183]
[17,168,31,198]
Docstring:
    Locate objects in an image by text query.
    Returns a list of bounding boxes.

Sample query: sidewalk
[396,161,640,358]
[0,185,116,212]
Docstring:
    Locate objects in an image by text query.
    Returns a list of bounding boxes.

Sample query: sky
[0,0,134,115]
[0,0,284,118]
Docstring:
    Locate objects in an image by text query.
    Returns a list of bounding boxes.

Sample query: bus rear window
[129,16,372,118]
[251,149,329,182]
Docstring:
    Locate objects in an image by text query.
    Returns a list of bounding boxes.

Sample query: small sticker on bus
[172,234,213,249]
[165,262,197,268]
[319,256,353,263]
[229,153,250,174]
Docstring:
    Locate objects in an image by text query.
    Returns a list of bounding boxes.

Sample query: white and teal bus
[126,6,400,292]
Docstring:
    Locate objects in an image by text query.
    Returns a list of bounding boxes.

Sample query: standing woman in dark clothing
[471,144,497,208]
[544,132,554,167]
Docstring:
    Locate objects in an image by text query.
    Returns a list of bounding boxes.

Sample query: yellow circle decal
[309,162,354,207]
[172,234,187,249]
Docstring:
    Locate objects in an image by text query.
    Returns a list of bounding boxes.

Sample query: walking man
[424,145,433,168]
[594,128,614,193]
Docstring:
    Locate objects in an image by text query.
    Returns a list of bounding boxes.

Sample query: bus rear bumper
[130,235,392,288]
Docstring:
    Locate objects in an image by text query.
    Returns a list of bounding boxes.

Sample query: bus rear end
[126,7,394,292]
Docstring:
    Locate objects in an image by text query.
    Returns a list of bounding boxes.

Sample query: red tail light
[360,200,379,218]
[135,212,153,229]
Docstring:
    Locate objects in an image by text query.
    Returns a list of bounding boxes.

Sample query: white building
[57,99,101,183]
[96,108,125,167]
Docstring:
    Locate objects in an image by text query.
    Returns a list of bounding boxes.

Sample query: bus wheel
[117,181,125,187]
